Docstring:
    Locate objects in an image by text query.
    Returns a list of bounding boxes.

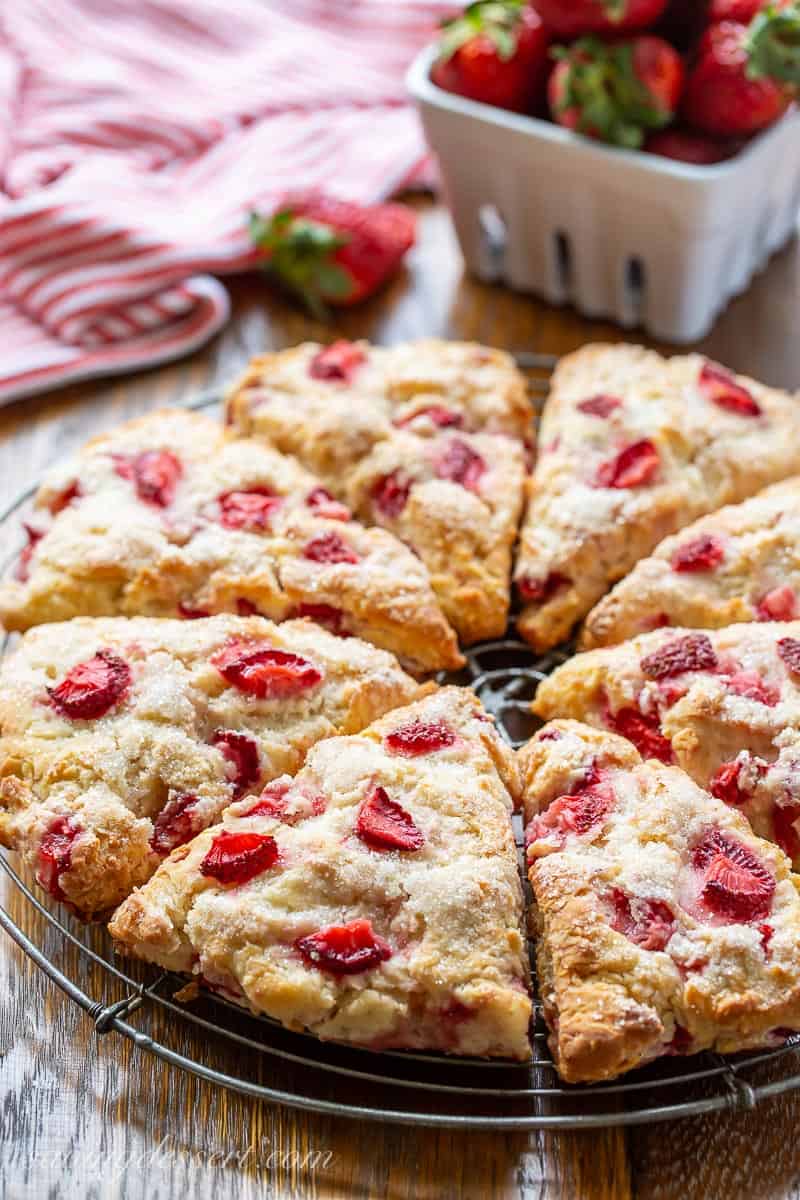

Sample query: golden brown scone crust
[0,408,461,674]
[110,688,531,1059]
[521,721,800,1083]
[0,615,422,917]
[225,340,532,643]
[515,345,800,652]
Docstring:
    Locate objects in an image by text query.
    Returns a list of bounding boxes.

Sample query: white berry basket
[408,45,800,344]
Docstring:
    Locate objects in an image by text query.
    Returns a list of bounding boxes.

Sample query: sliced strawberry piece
[37,815,80,902]
[605,703,673,762]
[308,340,367,382]
[178,600,211,619]
[773,802,800,861]
[385,719,457,757]
[200,829,278,885]
[356,785,425,852]
[236,598,259,617]
[726,670,780,707]
[594,439,660,489]
[114,449,182,507]
[692,829,775,922]
[303,531,359,565]
[15,524,44,583]
[48,650,131,720]
[757,585,798,622]
[778,637,800,675]
[218,487,282,531]
[607,888,675,952]
[517,571,570,604]
[291,602,347,635]
[709,758,765,808]
[527,776,615,848]
[48,480,82,516]
[212,639,323,699]
[577,394,622,418]
[760,922,774,957]
[394,405,463,430]
[670,534,725,574]
[641,633,717,679]
[698,362,762,417]
[241,779,292,821]
[435,439,486,492]
[212,730,261,799]
[371,470,411,518]
[295,918,392,975]
[150,793,200,855]
[305,486,350,521]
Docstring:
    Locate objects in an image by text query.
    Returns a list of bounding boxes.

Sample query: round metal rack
[2,358,800,1129]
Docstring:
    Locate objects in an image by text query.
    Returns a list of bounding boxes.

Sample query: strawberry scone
[109,688,533,1059]
[582,477,800,648]
[225,339,531,642]
[534,624,800,867]
[515,344,800,651]
[521,720,800,1083]
[0,409,461,674]
[0,615,422,918]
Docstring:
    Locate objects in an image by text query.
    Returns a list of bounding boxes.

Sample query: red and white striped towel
[0,0,453,405]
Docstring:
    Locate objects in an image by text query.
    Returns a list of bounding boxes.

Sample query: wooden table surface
[2,199,800,1200]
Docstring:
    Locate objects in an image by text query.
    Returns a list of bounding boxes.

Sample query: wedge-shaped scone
[521,720,800,1083]
[534,624,800,868]
[226,339,531,643]
[0,615,422,918]
[515,345,800,651]
[582,477,800,648]
[110,688,532,1059]
[0,409,461,673]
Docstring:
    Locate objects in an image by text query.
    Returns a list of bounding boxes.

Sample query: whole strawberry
[645,128,736,162]
[534,0,669,38]
[549,35,685,148]
[430,1,549,113]
[249,195,416,318]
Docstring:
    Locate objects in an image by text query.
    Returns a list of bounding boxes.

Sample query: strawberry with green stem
[535,0,669,39]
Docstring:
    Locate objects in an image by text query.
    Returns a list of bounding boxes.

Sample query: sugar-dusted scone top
[520,720,800,1083]
[0,409,461,674]
[582,477,800,648]
[0,615,423,918]
[225,340,532,643]
[515,345,800,652]
[534,624,800,868]
[110,688,532,1060]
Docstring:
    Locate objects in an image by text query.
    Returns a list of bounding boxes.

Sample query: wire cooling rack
[3,355,800,1129]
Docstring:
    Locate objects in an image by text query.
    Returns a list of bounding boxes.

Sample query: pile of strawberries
[431,0,800,162]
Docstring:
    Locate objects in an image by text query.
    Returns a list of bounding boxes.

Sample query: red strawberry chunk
[641,634,717,679]
[15,523,44,583]
[692,830,775,922]
[757,586,798,622]
[607,888,675,952]
[527,777,614,849]
[577,395,622,418]
[178,600,211,619]
[699,362,761,417]
[37,815,80,902]
[212,639,323,699]
[303,531,359,564]
[305,486,350,521]
[710,758,764,808]
[726,670,780,707]
[295,918,392,975]
[291,602,347,635]
[394,405,463,430]
[594,440,660,489]
[773,802,800,862]
[356,785,425,852]
[212,730,261,798]
[236,598,259,617]
[241,779,292,821]
[670,534,725,574]
[384,719,457,757]
[48,480,82,515]
[665,1024,694,1055]
[200,829,279,885]
[605,703,673,763]
[517,571,570,604]
[48,650,131,720]
[371,470,411,518]
[150,793,199,855]
[114,450,182,507]
[778,637,800,676]
[308,340,366,382]
[435,439,486,492]
[760,922,774,957]
[218,488,282,531]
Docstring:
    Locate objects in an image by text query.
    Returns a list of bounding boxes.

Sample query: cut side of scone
[515,345,800,652]
[0,615,423,918]
[225,339,532,643]
[521,720,800,1083]
[582,477,800,648]
[0,408,462,674]
[110,687,533,1060]
[533,624,800,868]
